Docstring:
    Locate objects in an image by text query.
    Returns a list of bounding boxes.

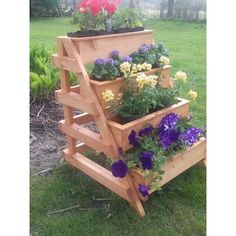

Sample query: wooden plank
[59,122,110,153]
[70,30,154,65]
[52,54,81,73]
[63,150,131,202]
[76,143,91,153]
[55,90,99,116]
[73,113,94,124]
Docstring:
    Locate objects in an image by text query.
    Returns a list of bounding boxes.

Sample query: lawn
[30,18,206,235]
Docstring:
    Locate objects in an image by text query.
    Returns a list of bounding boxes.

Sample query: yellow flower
[142,62,152,71]
[174,71,187,83]
[137,64,143,72]
[187,90,198,100]
[159,56,170,65]
[101,89,115,102]
[136,73,157,89]
[131,64,138,73]
[120,62,131,74]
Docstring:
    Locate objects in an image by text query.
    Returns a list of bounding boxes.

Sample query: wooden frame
[52,30,206,217]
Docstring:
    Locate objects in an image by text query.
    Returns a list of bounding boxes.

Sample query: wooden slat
[64,150,131,202]
[76,143,91,153]
[59,122,110,153]
[52,54,81,73]
[55,90,98,116]
[73,113,94,124]
[160,140,206,186]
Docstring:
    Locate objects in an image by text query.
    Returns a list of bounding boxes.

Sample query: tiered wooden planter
[52,30,206,217]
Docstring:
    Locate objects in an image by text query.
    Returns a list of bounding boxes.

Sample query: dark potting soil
[67,27,144,38]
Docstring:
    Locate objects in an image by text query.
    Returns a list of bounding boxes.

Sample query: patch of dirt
[30,99,66,174]
[30,97,100,174]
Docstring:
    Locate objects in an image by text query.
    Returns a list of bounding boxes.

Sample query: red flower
[79,7,86,14]
[90,2,101,16]
[104,2,117,14]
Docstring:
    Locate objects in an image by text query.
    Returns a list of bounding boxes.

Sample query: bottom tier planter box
[130,140,206,201]
[107,98,190,151]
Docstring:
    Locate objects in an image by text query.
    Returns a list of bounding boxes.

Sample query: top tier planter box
[66,30,154,65]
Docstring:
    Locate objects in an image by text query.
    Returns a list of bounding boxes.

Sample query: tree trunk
[167,0,175,17]
[130,0,135,8]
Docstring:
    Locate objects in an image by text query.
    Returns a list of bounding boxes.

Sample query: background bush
[30,44,77,102]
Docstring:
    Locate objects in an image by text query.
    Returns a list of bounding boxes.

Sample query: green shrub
[30,44,78,101]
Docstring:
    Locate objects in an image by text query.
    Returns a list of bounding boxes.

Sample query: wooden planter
[90,65,172,109]
[52,30,206,217]
[107,98,190,152]
[130,140,206,201]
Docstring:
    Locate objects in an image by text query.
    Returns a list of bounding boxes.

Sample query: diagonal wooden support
[63,149,145,217]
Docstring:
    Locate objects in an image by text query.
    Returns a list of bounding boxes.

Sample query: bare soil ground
[30,98,100,174]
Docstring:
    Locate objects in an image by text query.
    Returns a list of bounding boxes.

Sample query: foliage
[30,44,77,101]
[30,0,60,18]
[130,43,169,67]
[114,90,151,117]
[91,58,120,81]
[112,7,143,29]
[143,85,178,111]
[70,11,107,31]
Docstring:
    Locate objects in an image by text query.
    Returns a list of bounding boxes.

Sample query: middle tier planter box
[90,65,172,110]
[107,98,190,152]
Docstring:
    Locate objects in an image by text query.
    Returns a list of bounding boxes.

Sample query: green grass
[30,18,206,235]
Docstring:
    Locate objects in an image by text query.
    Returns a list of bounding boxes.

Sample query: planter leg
[198,158,207,168]
[126,174,145,217]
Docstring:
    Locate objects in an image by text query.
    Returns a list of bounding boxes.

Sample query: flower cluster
[158,113,180,149]
[188,90,198,100]
[101,89,115,102]
[95,58,115,65]
[136,73,158,89]
[122,56,132,63]
[174,71,187,83]
[120,62,132,74]
[181,127,203,146]
[77,0,121,16]
[138,184,150,197]
[159,56,170,65]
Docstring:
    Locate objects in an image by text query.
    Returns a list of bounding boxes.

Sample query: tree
[167,0,175,17]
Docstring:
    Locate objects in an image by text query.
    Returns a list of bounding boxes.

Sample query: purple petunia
[111,160,128,178]
[95,58,104,65]
[159,113,180,136]
[181,127,203,146]
[138,184,150,197]
[122,56,132,63]
[160,137,172,149]
[138,125,154,137]
[140,151,154,170]
[111,50,119,57]
[138,45,149,53]
[128,130,139,147]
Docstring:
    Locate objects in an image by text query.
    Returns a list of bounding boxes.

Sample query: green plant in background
[30,44,78,101]
[112,8,143,29]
